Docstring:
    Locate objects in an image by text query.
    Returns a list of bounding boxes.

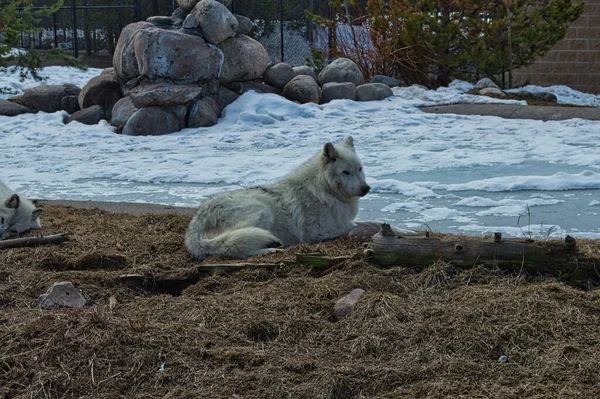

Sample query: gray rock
[0,99,32,116]
[318,58,364,87]
[78,72,123,119]
[263,62,295,89]
[321,82,356,103]
[293,65,319,83]
[101,67,115,76]
[20,84,81,113]
[370,75,402,87]
[516,90,535,99]
[355,83,393,101]
[134,27,222,82]
[479,87,506,97]
[533,91,558,103]
[241,81,281,95]
[147,15,181,28]
[66,105,106,125]
[218,35,269,84]
[235,14,254,35]
[37,282,87,310]
[176,0,201,11]
[282,75,320,104]
[215,86,240,112]
[111,97,138,132]
[113,21,155,81]
[188,96,220,128]
[171,7,188,23]
[331,288,365,321]
[182,14,200,29]
[122,106,186,136]
[475,77,500,90]
[128,83,204,108]
[192,0,238,45]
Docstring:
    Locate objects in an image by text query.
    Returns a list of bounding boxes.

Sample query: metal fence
[231,0,333,67]
[17,0,340,66]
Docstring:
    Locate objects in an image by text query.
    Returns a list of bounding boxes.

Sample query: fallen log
[0,233,69,249]
[371,224,599,284]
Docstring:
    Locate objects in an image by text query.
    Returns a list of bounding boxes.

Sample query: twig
[0,233,68,249]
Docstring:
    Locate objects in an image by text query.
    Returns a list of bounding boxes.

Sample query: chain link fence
[17,0,358,68]
[231,0,334,67]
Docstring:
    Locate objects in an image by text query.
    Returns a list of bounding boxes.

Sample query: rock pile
[0,0,400,135]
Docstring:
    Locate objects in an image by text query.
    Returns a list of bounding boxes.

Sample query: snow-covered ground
[1,66,599,239]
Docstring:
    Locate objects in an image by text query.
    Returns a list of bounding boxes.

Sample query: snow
[1,66,600,239]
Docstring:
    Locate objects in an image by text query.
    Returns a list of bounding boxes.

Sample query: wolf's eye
[343,171,350,175]
[0,217,4,224]
[359,167,362,172]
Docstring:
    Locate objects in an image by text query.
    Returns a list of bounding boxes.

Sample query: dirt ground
[1,203,600,398]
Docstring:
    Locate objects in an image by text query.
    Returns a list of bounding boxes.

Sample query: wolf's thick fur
[185,136,370,260]
[0,180,43,240]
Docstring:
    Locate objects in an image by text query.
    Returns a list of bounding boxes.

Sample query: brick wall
[511,0,600,94]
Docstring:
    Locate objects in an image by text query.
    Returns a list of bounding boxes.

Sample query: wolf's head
[322,136,370,200]
[0,194,42,240]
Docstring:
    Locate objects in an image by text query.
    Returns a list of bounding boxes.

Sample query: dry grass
[1,204,600,398]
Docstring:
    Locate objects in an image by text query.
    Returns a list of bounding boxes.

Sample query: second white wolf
[185,136,371,260]
[0,180,43,240]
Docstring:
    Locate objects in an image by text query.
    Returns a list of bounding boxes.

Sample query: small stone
[475,78,500,90]
[370,75,402,87]
[37,282,87,310]
[479,87,506,97]
[331,288,365,321]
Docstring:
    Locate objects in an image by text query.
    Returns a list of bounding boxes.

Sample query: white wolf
[185,136,371,260]
[0,180,43,240]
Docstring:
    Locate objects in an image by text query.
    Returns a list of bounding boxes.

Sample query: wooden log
[371,224,598,283]
[0,233,69,249]
[295,253,350,269]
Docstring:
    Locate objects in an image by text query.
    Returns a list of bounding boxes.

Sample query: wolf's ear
[323,142,337,163]
[31,208,42,221]
[5,194,20,209]
[344,136,354,148]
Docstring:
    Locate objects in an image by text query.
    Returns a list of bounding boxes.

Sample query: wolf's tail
[184,226,282,261]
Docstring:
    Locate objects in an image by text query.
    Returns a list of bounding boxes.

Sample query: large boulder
[0,99,32,116]
[218,35,269,84]
[134,27,222,82]
[78,72,123,118]
[66,105,106,125]
[282,75,320,104]
[128,83,204,108]
[321,82,356,103]
[318,58,364,87]
[370,75,402,87]
[475,77,500,90]
[214,86,240,112]
[263,62,295,89]
[122,106,186,136]
[293,65,319,83]
[188,97,220,128]
[191,0,238,45]
[113,21,154,81]
[355,83,393,101]
[241,81,281,95]
[18,84,81,113]
[177,0,232,11]
[235,14,254,35]
[111,97,138,132]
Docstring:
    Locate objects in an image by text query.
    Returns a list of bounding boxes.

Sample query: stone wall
[511,0,600,94]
